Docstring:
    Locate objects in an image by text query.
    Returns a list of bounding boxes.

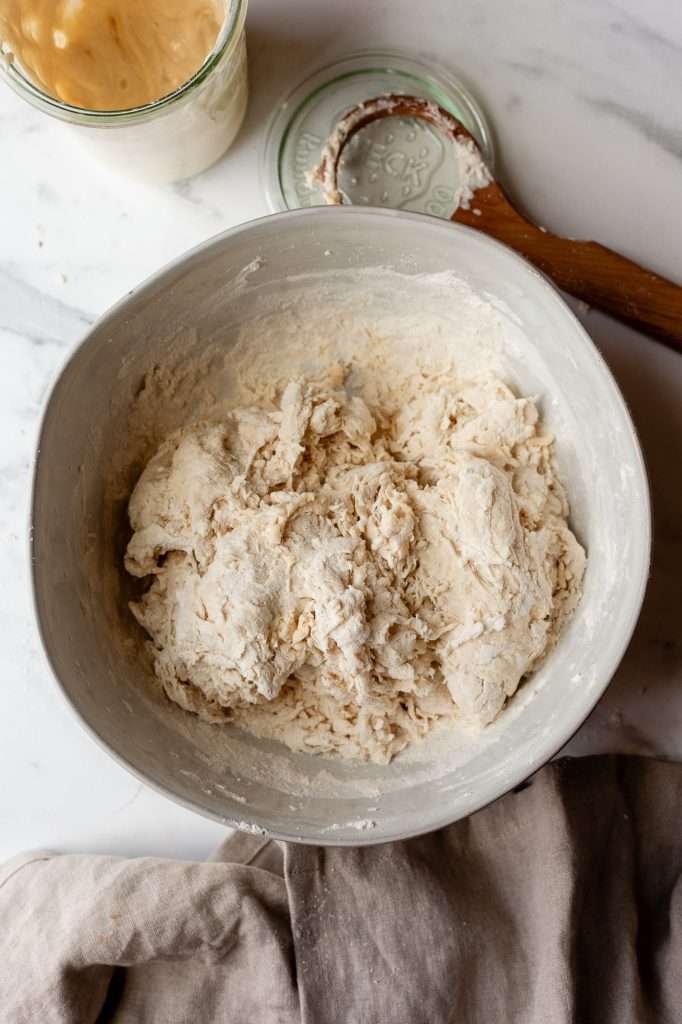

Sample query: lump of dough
[125,367,585,763]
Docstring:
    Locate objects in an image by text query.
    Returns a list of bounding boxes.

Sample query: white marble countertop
[1,0,681,862]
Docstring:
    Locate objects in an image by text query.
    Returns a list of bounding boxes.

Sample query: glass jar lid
[262,50,494,220]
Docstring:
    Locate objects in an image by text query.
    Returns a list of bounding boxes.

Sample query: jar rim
[260,49,495,215]
[0,0,247,124]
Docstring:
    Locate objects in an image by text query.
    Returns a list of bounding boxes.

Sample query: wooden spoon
[312,94,682,353]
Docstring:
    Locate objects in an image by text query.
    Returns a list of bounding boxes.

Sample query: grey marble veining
[0,0,681,860]
[582,96,682,160]
[0,265,93,344]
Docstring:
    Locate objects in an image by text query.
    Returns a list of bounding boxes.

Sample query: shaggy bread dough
[125,366,585,763]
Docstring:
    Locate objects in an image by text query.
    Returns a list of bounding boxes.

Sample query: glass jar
[261,50,494,218]
[0,0,248,183]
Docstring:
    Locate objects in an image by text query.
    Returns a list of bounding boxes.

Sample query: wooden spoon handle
[455,183,682,352]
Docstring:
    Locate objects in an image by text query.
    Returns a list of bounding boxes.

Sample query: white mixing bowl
[31,208,650,845]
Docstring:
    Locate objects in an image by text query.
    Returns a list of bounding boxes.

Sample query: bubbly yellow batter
[0,0,225,110]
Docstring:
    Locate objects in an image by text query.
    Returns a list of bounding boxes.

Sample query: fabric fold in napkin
[1,755,681,1023]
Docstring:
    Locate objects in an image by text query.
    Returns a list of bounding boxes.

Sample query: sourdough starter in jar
[0,0,249,181]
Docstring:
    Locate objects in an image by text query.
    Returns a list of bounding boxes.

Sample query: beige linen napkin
[1,755,680,1023]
